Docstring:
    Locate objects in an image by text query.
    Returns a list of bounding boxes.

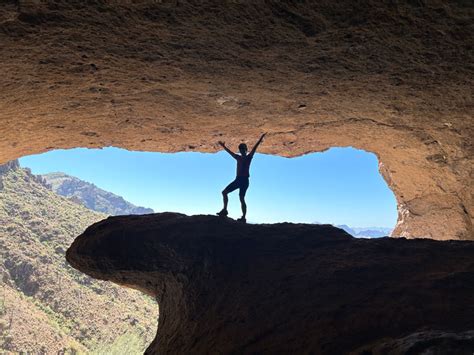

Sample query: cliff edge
[67,213,474,354]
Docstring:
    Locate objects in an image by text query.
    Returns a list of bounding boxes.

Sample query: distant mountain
[41,172,154,216]
[352,227,393,238]
[336,225,392,238]
[0,160,156,353]
[336,224,356,236]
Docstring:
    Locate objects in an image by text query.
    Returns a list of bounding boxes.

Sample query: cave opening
[19,145,397,235]
[0,145,398,351]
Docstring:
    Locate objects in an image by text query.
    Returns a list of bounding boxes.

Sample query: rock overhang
[66,213,474,354]
[0,0,472,239]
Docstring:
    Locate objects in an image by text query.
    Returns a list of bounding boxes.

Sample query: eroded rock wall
[66,213,474,354]
[0,1,472,239]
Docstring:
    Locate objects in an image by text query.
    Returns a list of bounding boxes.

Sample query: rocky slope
[42,172,154,216]
[67,213,474,354]
[0,1,472,240]
[0,161,157,353]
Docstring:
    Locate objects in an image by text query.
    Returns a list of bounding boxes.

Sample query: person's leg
[219,179,239,215]
[239,178,249,220]
[239,192,247,219]
[222,190,229,210]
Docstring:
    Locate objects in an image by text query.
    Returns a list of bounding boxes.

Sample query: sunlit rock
[0,1,472,239]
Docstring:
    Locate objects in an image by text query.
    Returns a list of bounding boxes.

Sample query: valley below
[0,161,157,353]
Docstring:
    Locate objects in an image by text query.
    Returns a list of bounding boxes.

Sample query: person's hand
[218,141,225,147]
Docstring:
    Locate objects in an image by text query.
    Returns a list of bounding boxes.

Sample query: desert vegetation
[0,162,157,353]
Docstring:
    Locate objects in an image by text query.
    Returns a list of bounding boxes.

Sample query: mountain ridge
[336,224,392,238]
[40,172,154,216]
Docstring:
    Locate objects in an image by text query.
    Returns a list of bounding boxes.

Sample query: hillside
[0,161,157,353]
[41,172,154,216]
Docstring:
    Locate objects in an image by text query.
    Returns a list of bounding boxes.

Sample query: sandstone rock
[66,213,474,354]
[0,1,472,239]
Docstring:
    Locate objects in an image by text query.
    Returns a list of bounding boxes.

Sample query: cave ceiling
[0,1,472,239]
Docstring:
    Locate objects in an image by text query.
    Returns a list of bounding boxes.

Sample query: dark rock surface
[66,213,474,354]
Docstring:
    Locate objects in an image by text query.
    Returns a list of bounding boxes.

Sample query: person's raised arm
[218,141,239,159]
[249,133,267,157]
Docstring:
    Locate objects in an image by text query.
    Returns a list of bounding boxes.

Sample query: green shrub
[91,332,147,355]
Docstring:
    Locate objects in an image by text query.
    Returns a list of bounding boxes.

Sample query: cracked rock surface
[1,1,472,239]
[66,213,474,354]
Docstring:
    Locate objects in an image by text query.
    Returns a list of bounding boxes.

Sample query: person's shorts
[223,176,249,196]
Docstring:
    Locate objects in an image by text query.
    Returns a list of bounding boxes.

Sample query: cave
[1,1,473,354]
[1,0,472,240]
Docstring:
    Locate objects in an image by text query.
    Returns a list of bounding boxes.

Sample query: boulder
[67,213,474,354]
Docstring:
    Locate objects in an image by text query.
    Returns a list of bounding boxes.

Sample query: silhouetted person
[217,133,267,222]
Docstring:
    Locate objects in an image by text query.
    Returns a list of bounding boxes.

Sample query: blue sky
[19,147,397,228]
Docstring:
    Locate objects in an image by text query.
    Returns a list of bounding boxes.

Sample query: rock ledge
[67,213,474,354]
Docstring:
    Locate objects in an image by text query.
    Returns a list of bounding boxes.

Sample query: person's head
[238,143,248,155]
